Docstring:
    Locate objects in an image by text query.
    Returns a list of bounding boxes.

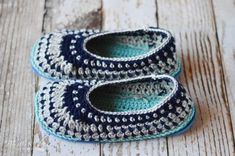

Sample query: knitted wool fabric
[35,75,195,142]
[31,28,181,81]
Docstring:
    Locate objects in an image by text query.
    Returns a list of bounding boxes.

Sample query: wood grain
[32,0,102,155]
[102,0,157,31]
[0,0,45,155]
[212,0,235,139]
[0,0,234,155]
[157,0,234,155]
[43,0,102,31]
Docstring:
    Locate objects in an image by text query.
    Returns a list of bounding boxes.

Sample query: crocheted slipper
[35,75,195,143]
[31,28,181,81]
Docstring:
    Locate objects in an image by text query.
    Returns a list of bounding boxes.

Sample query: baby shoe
[35,75,195,142]
[31,28,181,81]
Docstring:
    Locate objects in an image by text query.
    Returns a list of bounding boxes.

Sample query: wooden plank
[32,0,102,155]
[212,0,235,138]
[101,1,168,156]
[157,0,234,155]
[102,0,157,31]
[43,0,102,31]
[0,0,45,155]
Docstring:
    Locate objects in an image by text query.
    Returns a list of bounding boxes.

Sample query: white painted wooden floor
[0,0,234,155]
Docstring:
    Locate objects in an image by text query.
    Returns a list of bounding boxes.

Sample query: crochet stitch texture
[31,28,181,81]
[35,75,195,142]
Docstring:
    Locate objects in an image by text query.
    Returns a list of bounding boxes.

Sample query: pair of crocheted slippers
[31,27,196,143]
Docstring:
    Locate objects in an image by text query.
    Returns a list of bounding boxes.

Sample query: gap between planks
[31,0,235,156]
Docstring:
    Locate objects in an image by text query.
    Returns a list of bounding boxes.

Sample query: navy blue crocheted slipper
[31,28,181,81]
[35,75,195,143]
